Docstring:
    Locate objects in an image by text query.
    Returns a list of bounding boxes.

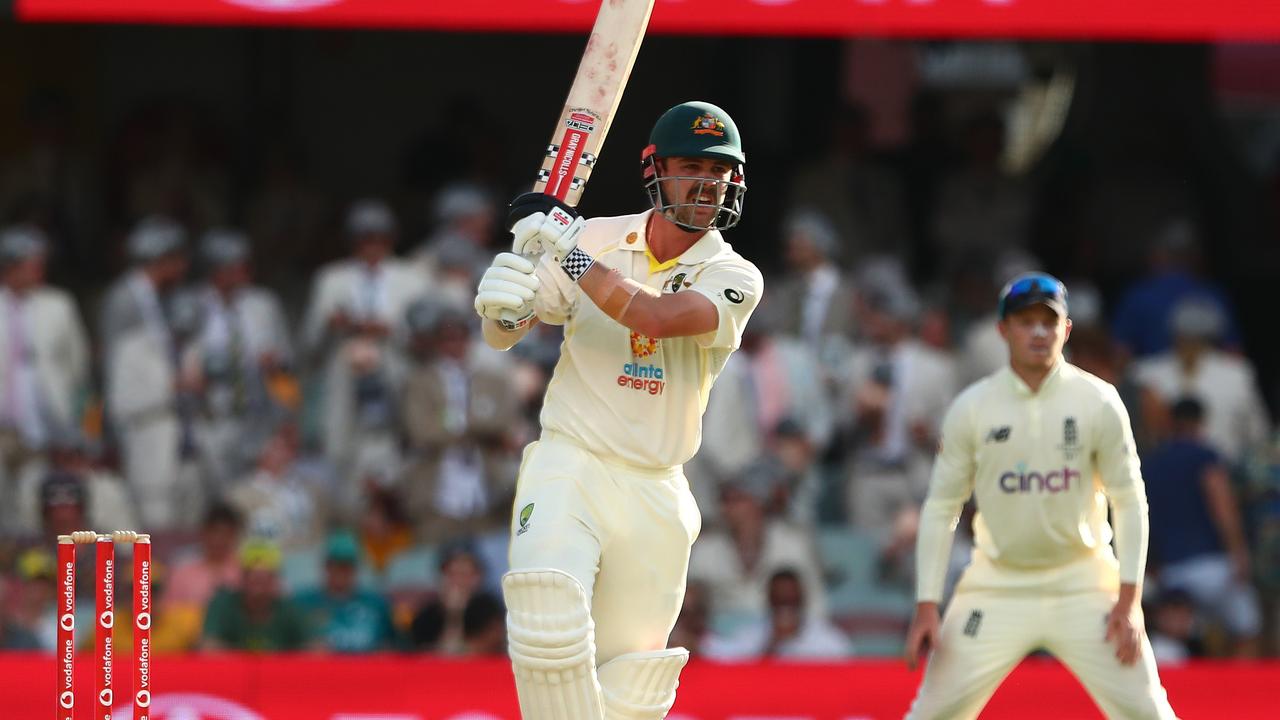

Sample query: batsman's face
[658,157,733,227]
[999,304,1071,372]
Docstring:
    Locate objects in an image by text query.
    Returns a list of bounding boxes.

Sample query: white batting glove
[511,207,586,262]
[474,253,540,329]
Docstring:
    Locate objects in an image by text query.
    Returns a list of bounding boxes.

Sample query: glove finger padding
[482,278,538,303]
[475,290,532,319]
[483,267,540,296]
[492,251,537,274]
[511,213,548,256]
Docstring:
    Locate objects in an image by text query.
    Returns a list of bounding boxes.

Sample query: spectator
[1144,397,1262,657]
[38,470,87,543]
[840,278,956,534]
[12,428,137,536]
[769,418,826,529]
[460,590,506,656]
[1134,298,1270,465]
[300,199,425,489]
[294,530,398,653]
[226,421,325,551]
[0,225,90,489]
[669,580,714,657]
[400,300,519,543]
[787,102,909,266]
[1068,325,1166,455]
[703,568,852,661]
[413,183,497,303]
[694,299,833,525]
[1147,589,1203,666]
[358,486,414,575]
[410,541,486,654]
[97,216,188,371]
[201,538,309,652]
[0,576,41,649]
[769,209,858,362]
[153,503,244,652]
[1111,218,1242,359]
[187,228,294,487]
[108,291,204,529]
[688,462,827,624]
[1,548,57,650]
[932,110,1031,276]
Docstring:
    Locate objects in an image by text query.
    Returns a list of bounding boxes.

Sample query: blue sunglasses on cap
[998,273,1068,319]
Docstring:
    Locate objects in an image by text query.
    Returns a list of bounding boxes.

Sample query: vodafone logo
[99,689,114,706]
[60,613,74,631]
[59,691,74,709]
[136,612,152,630]
[100,610,114,628]
[121,693,266,720]
[136,690,152,708]
[220,0,344,12]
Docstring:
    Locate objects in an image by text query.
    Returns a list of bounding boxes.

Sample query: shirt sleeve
[689,260,764,350]
[1094,385,1149,586]
[916,392,977,603]
[532,252,579,326]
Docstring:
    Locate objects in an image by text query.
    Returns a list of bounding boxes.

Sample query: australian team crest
[669,272,688,293]
[630,330,660,358]
[691,113,726,137]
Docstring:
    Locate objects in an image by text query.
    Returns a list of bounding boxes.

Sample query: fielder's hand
[1104,602,1142,666]
[475,252,540,328]
[904,601,941,671]
[508,192,585,262]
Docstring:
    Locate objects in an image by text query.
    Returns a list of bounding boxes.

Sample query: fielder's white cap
[0,224,48,267]
[346,199,397,239]
[127,216,187,263]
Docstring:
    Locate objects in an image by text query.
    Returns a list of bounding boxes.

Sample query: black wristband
[559,247,595,282]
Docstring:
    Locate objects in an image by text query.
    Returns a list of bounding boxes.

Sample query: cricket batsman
[902,273,1179,719]
[472,101,762,718]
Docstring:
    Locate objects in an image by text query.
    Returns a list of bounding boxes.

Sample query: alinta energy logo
[221,0,344,12]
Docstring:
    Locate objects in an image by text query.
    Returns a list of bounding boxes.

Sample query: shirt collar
[615,209,728,267]
[1005,359,1066,397]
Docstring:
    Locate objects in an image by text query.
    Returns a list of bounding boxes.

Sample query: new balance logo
[986,426,1011,443]
[963,610,983,637]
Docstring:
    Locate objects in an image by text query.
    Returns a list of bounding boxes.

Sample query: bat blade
[534,0,656,207]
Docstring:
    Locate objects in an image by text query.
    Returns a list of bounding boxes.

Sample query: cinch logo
[618,363,666,395]
[999,465,1079,493]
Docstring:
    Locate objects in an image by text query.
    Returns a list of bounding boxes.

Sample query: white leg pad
[597,648,690,720]
[503,569,604,720]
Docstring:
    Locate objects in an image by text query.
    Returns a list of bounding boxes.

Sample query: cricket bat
[533,0,656,208]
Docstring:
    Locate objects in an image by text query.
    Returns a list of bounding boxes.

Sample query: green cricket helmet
[642,101,747,232]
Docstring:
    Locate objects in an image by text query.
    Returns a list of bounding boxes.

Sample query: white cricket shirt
[530,210,763,469]
[916,361,1150,602]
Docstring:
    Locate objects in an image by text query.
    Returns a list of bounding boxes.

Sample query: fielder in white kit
[902,272,1178,719]
[473,101,761,719]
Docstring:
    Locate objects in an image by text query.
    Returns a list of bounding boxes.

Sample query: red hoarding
[14,0,1280,40]
[0,654,1277,718]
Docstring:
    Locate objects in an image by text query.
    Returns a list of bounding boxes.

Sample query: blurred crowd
[1,93,1278,665]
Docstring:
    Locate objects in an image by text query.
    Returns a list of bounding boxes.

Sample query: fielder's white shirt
[916,361,1150,602]
[531,210,763,468]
